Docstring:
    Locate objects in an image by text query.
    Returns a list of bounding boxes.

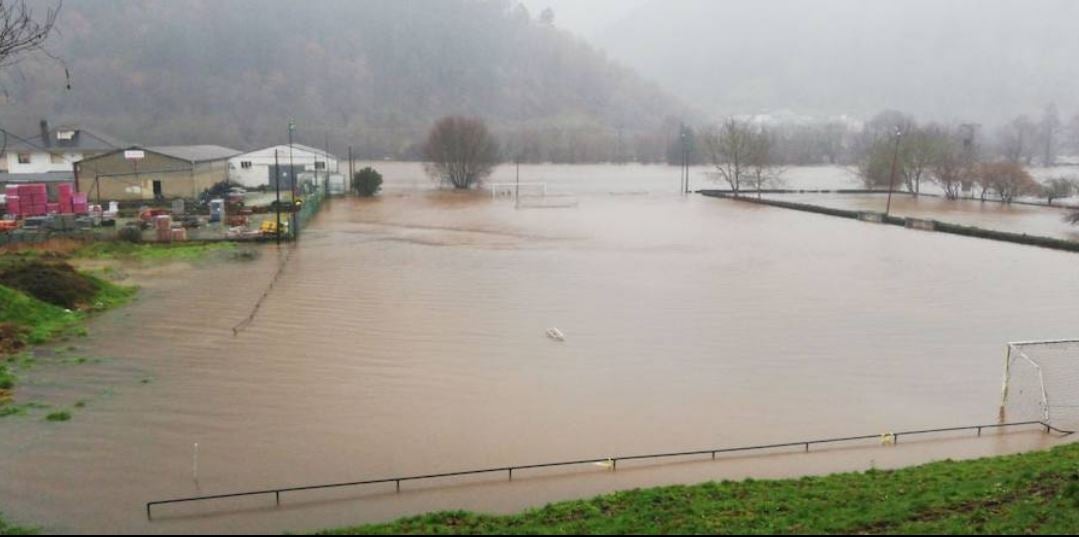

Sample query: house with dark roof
[75,144,241,202]
[0,121,125,188]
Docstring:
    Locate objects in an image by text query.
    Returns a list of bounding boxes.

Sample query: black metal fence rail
[145,420,1070,520]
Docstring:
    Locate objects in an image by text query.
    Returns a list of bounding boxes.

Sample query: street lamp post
[885,127,903,217]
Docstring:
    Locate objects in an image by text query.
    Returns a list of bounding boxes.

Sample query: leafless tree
[423,116,500,189]
[744,127,783,197]
[1041,177,1076,206]
[1039,103,1061,167]
[0,0,60,69]
[702,118,756,194]
[975,162,1038,203]
[928,128,977,200]
[997,115,1038,166]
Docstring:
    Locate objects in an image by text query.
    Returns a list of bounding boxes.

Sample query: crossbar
[145,420,1070,520]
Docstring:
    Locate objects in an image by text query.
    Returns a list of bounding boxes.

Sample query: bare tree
[997,115,1038,166]
[702,118,756,194]
[744,127,783,197]
[0,0,60,69]
[423,116,500,189]
[928,127,977,200]
[975,162,1038,203]
[1039,103,1061,167]
[898,126,936,195]
[1041,177,1076,205]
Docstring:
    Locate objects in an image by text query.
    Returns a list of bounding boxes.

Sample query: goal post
[489,182,547,200]
[999,339,1079,432]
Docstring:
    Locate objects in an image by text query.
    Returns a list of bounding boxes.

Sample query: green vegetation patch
[319,441,1079,535]
[0,511,36,535]
[0,285,83,346]
[75,241,237,263]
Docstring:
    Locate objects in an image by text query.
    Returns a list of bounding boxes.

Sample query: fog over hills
[590,0,1079,126]
[0,0,687,161]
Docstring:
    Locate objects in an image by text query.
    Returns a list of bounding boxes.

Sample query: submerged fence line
[699,191,1079,254]
[145,420,1070,520]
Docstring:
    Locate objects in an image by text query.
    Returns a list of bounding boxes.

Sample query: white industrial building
[227,144,338,189]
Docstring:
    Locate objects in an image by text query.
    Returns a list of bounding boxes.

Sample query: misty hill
[595,0,1079,126]
[0,0,686,162]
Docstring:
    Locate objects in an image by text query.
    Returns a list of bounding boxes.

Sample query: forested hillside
[0,0,688,162]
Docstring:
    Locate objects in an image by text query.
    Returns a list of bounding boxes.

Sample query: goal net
[999,339,1079,431]
[489,182,547,200]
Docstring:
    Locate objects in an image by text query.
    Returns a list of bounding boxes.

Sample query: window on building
[17,152,31,164]
[51,153,65,164]
[56,130,76,141]
[314,161,326,170]
[241,161,253,169]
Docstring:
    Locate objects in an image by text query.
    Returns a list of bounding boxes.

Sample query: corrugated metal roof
[3,126,126,152]
[147,145,242,162]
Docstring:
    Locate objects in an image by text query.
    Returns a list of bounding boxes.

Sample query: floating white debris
[545,327,565,341]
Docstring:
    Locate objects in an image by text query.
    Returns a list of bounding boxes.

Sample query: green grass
[0,511,36,535]
[44,410,71,422]
[0,285,83,345]
[319,441,1079,535]
[74,241,237,262]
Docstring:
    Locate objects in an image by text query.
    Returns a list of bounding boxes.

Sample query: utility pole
[288,120,296,239]
[680,125,689,195]
[885,127,903,217]
[274,149,281,245]
[348,145,354,195]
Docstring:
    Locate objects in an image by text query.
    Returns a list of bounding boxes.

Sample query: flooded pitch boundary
[699,191,1079,253]
[145,420,1069,520]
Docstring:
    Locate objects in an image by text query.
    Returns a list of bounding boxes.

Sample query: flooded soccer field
[2,165,1078,533]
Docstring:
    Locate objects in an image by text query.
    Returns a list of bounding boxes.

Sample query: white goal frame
[489,182,547,199]
[999,338,1079,427]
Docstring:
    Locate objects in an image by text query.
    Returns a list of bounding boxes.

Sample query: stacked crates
[2,183,88,218]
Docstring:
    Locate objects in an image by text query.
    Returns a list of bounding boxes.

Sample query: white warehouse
[228,144,338,189]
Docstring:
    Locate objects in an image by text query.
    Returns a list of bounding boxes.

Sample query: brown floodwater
[2,169,1078,534]
[762,192,1079,242]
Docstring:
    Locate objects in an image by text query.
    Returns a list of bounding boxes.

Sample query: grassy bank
[0,255,137,412]
[74,240,239,262]
[0,512,35,535]
[320,441,1079,535]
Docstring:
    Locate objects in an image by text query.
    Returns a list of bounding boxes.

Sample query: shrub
[352,167,383,197]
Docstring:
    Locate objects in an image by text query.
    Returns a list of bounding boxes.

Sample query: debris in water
[545,327,565,341]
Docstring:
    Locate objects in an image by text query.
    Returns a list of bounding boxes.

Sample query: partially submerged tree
[352,167,383,197]
[701,118,756,194]
[744,127,784,197]
[423,116,500,189]
[928,129,977,200]
[975,162,1038,203]
[0,0,60,69]
[1041,177,1076,206]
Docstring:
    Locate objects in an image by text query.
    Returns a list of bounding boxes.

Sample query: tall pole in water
[288,120,296,239]
[515,156,520,209]
[885,127,903,217]
[348,145,354,194]
[274,149,281,245]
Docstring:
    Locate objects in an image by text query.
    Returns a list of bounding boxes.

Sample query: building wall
[228,145,339,188]
[3,150,85,174]
[77,150,230,201]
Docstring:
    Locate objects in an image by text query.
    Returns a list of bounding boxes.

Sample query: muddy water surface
[2,168,1078,533]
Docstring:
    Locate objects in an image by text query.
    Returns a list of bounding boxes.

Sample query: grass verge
[74,241,237,262]
[0,511,35,535]
[319,441,1079,535]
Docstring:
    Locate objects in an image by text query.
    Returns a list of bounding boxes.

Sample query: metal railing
[145,420,1070,520]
